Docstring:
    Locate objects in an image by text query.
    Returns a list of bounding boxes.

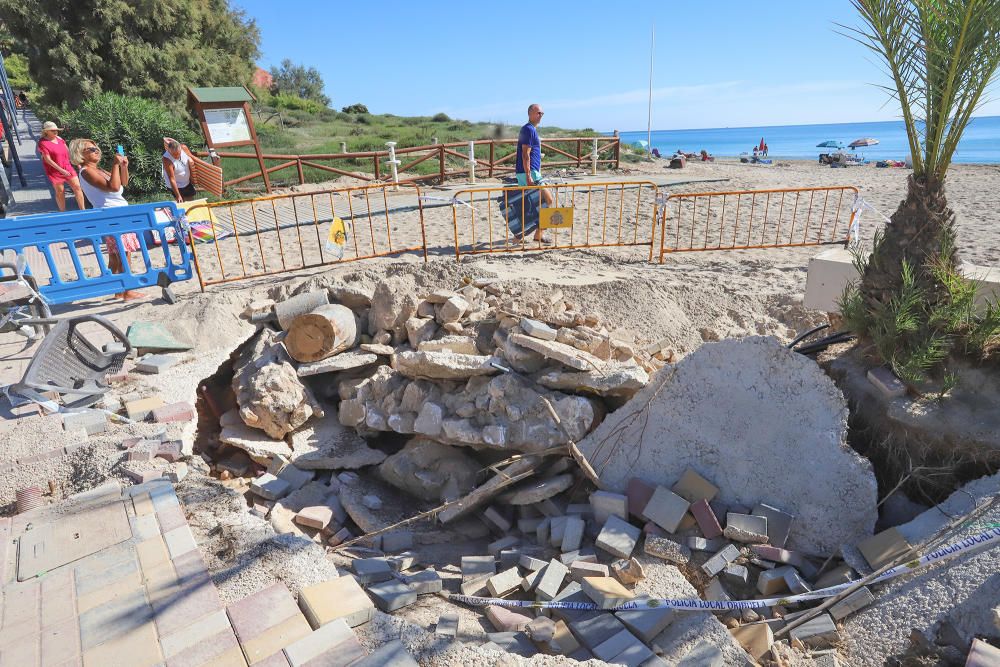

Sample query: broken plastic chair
[14,314,132,409]
[0,257,53,340]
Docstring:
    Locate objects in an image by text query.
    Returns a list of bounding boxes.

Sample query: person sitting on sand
[700,149,714,162]
[70,138,144,301]
[516,103,553,243]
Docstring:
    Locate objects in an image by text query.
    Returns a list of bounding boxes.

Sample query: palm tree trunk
[859,174,957,311]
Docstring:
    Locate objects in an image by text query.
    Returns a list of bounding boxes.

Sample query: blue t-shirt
[516,123,541,173]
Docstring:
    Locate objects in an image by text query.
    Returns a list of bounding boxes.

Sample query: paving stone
[536,559,569,601]
[165,623,244,667]
[867,366,907,398]
[81,619,162,667]
[674,639,724,666]
[569,561,609,582]
[644,535,691,564]
[724,513,769,543]
[671,468,719,502]
[485,605,532,632]
[401,568,442,594]
[227,582,309,662]
[486,565,521,598]
[162,525,198,559]
[625,478,655,521]
[367,580,417,612]
[298,577,374,629]
[730,623,774,661]
[581,576,635,610]
[829,586,875,620]
[352,558,394,585]
[281,618,359,666]
[62,409,107,435]
[435,612,459,638]
[569,613,628,650]
[353,638,419,666]
[152,401,196,423]
[79,587,154,651]
[159,608,232,657]
[590,491,628,525]
[752,503,795,548]
[461,555,496,582]
[643,486,690,533]
[484,631,537,657]
[251,473,292,501]
[40,616,79,665]
[757,566,796,595]
[701,543,741,577]
[690,499,724,539]
[595,515,641,559]
[150,574,224,639]
[789,613,840,648]
[561,516,586,553]
[616,601,674,643]
[857,527,912,570]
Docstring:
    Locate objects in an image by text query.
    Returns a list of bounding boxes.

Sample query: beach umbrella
[759,137,765,151]
[816,140,843,148]
[849,137,879,149]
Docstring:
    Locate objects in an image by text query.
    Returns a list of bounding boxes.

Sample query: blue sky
[233,0,1000,131]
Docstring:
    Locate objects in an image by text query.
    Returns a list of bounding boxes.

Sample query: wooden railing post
[577,139,582,167]
[296,158,305,185]
[374,154,381,181]
[439,146,445,185]
[613,131,620,169]
[489,142,495,178]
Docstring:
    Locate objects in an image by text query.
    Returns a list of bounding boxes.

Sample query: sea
[615,116,1000,164]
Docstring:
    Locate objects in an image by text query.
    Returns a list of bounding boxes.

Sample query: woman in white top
[162,137,197,203]
[68,138,143,301]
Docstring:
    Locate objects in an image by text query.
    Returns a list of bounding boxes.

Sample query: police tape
[448,526,1000,613]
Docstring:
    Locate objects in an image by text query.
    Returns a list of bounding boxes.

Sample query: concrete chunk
[644,535,691,564]
[521,318,557,341]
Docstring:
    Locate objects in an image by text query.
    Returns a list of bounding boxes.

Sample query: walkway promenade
[5,108,56,216]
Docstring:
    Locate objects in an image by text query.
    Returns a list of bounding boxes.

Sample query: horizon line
[607,114,1000,135]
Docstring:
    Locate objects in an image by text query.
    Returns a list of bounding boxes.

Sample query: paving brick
[367,580,417,612]
[749,544,806,568]
[250,474,292,501]
[481,506,511,533]
[79,587,155,651]
[74,549,140,602]
[829,586,875,620]
[721,564,750,586]
[298,577,373,629]
[616,601,673,643]
[625,478,655,520]
[536,559,569,601]
[581,577,635,610]
[643,486,689,533]
[690,499,724,539]
[352,638,419,667]
[460,576,489,596]
[435,612,459,638]
[789,613,840,648]
[589,491,628,525]
[724,513,768,543]
[159,608,232,657]
[968,638,1000,667]
[730,623,774,661]
[701,544,741,577]
[858,527,912,570]
[815,564,856,589]
[484,631,537,657]
[535,518,551,544]
[521,318,557,340]
[487,566,522,597]
[281,618,359,666]
[757,566,796,595]
[704,577,731,602]
[561,516,585,553]
[461,555,495,582]
[386,552,417,573]
[135,354,179,374]
[352,558,393,586]
[227,582,302,644]
[547,584,593,625]
[381,530,414,553]
[784,568,812,594]
[569,561,609,583]
[543,619,581,655]
[569,613,627,650]
[687,536,727,552]
[559,549,597,566]
[40,616,80,666]
[401,568,442,594]
[609,637,655,667]
[499,549,522,569]
[0,631,39,665]
[150,574,224,638]
[549,516,568,547]
[752,503,795,548]
[81,619,162,666]
[155,501,187,533]
[255,652,292,667]
[165,624,244,667]
[152,401,196,423]
[592,628,640,662]
[162,525,198,559]
[487,535,520,556]
[671,468,719,503]
[595,515,641,559]
[240,613,312,665]
[62,409,108,436]
[485,605,532,632]
[76,564,143,615]
[125,396,166,421]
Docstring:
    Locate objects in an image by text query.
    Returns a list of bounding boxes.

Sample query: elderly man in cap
[37,121,85,211]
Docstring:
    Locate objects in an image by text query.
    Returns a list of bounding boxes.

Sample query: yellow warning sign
[540,207,573,230]
[326,217,348,259]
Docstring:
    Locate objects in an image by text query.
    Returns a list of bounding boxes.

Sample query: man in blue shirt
[516,104,553,241]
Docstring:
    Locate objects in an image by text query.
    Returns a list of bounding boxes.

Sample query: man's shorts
[515,170,543,186]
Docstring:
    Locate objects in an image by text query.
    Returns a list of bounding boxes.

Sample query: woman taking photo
[69,138,143,301]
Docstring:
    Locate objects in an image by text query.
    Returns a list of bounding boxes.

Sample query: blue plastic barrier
[0,202,194,305]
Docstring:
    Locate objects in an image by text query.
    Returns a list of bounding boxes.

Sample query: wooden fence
[197,137,621,192]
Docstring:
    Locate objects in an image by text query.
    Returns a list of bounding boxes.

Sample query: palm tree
[842,0,1000,382]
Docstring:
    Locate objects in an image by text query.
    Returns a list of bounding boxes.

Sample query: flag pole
[646,23,654,157]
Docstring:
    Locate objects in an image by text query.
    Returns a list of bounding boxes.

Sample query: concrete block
[521,318,557,340]
[595,515,641,559]
[298,577,374,628]
[815,564,856,589]
[730,623,774,660]
[788,613,840,648]
[381,530,414,553]
[858,527,912,569]
[461,555,496,582]
[752,503,795,548]
[282,618,356,666]
[569,613,628,650]
[367,580,417,612]
[487,566,522,597]
[536,559,569,601]
[643,485,689,533]
[592,628,643,663]
[616,602,674,643]
[135,354,179,374]
[250,473,291,501]
[702,544,741,577]
[829,586,874,620]
[435,612,459,638]
[485,606,532,632]
[626,478,655,520]
[124,396,165,421]
[352,638,419,667]
[487,535,519,556]
[561,516,585,553]
[721,564,749,586]
[690,499,723,539]
[63,409,107,435]
[484,631,537,657]
[581,576,635,610]
[569,561,609,582]
[401,568,442,594]
[519,555,547,571]
[724,512,768,543]
[549,515,568,547]
[352,558,393,585]
[644,535,691,564]
[671,468,718,502]
[758,566,796,595]
[151,401,195,423]
[590,491,628,525]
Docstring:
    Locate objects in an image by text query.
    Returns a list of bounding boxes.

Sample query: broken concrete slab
[378,437,480,502]
[508,333,606,371]
[500,474,574,505]
[537,364,649,399]
[418,335,479,355]
[219,410,294,463]
[290,413,385,470]
[296,350,379,377]
[578,336,878,555]
[393,350,500,380]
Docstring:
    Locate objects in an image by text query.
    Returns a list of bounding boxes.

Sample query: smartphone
[115,145,124,156]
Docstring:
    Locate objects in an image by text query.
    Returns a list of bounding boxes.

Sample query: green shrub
[60,92,199,199]
[342,103,369,114]
[431,112,451,122]
[269,93,326,114]
[355,114,371,125]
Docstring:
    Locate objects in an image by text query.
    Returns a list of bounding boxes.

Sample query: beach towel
[149,222,230,246]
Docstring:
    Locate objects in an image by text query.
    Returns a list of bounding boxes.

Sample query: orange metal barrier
[451,181,660,260]
[658,186,858,262]
[185,183,427,289]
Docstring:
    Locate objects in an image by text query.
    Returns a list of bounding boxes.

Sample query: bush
[342,103,369,114]
[355,114,371,125]
[431,112,451,122]
[269,93,327,114]
[60,93,199,199]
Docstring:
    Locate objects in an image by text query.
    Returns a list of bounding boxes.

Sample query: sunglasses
[84,147,101,153]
